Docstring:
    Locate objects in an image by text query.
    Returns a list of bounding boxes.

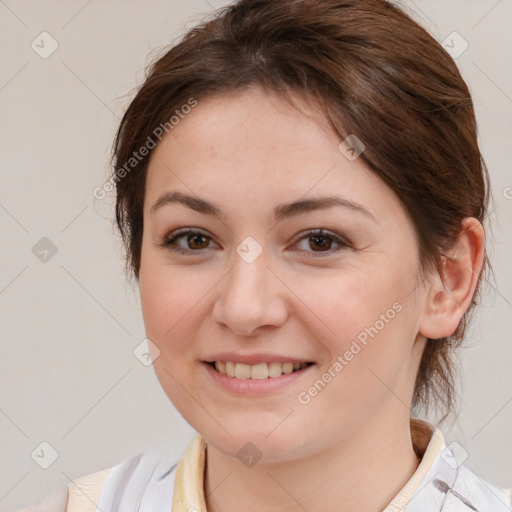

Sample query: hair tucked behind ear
[111,0,491,424]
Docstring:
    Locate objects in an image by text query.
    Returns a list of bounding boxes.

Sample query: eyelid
[160,227,351,256]
[160,227,218,252]
[289,228,351,256]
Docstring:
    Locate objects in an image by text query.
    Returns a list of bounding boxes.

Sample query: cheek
[297,259,420,394]
[137,239,208,420]
[295,259,414,347]
[138,252,216,358]
[139,252,180,348]
[138,255,207,417]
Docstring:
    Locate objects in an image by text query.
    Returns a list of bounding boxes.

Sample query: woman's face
[139,87,429,462]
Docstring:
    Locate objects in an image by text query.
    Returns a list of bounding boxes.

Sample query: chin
[196,417,312,465]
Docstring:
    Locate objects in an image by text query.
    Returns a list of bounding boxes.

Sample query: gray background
[0,1,510,510]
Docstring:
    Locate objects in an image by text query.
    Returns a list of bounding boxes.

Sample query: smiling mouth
[207,361,314,379]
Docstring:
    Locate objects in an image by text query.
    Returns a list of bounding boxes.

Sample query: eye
[160,228,216,254]
[160,227,350,257]
[291,229,350,256]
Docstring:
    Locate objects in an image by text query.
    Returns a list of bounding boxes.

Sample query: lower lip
[202,362,315,396]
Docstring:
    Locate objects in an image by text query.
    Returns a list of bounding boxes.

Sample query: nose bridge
[226,242,270,307]
[214,239,286,334]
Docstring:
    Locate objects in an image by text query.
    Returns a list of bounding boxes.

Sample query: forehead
[143,87,403,227]
[149,88,339,173]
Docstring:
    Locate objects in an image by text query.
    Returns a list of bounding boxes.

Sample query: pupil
[310,235,330,251]
[189,234,207,249]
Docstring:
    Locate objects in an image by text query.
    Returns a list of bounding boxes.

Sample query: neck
[204,410,421,512]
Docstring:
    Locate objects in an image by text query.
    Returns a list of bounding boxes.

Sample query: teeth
[251,363,268,380]
[282,362,294,374]
[268,361,283,378]
[212,361,309,379]
[235,363,251,379]
[225,361,236,377]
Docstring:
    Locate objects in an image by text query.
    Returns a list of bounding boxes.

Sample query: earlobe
[419,217,485,340]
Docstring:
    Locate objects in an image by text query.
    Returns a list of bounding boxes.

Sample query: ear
[419,217,485,340]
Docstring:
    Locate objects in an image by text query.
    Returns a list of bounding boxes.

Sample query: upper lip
[203,352,315,365]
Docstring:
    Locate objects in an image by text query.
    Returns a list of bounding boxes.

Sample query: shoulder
[67,466,115,512]
[17,446,185,512]
[406,419,511,511]
[17,486,68,512]
[452,465,512,512]
[16,466,112,512]
[96,450,181,511]
[16,458,130,512]
[407,446,512,511]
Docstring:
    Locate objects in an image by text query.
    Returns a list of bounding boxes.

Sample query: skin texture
[138,87,485,512]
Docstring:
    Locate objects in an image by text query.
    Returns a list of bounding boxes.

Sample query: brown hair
[110,0,490,423]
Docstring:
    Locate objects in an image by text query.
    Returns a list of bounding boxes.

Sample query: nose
[212,248,288,337]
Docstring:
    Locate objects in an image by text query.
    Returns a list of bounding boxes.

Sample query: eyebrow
[149,191,375,222]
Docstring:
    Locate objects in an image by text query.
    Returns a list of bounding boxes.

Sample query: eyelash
[160,228,350,257]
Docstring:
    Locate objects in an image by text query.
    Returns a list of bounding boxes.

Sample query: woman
[21,0,511,510]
